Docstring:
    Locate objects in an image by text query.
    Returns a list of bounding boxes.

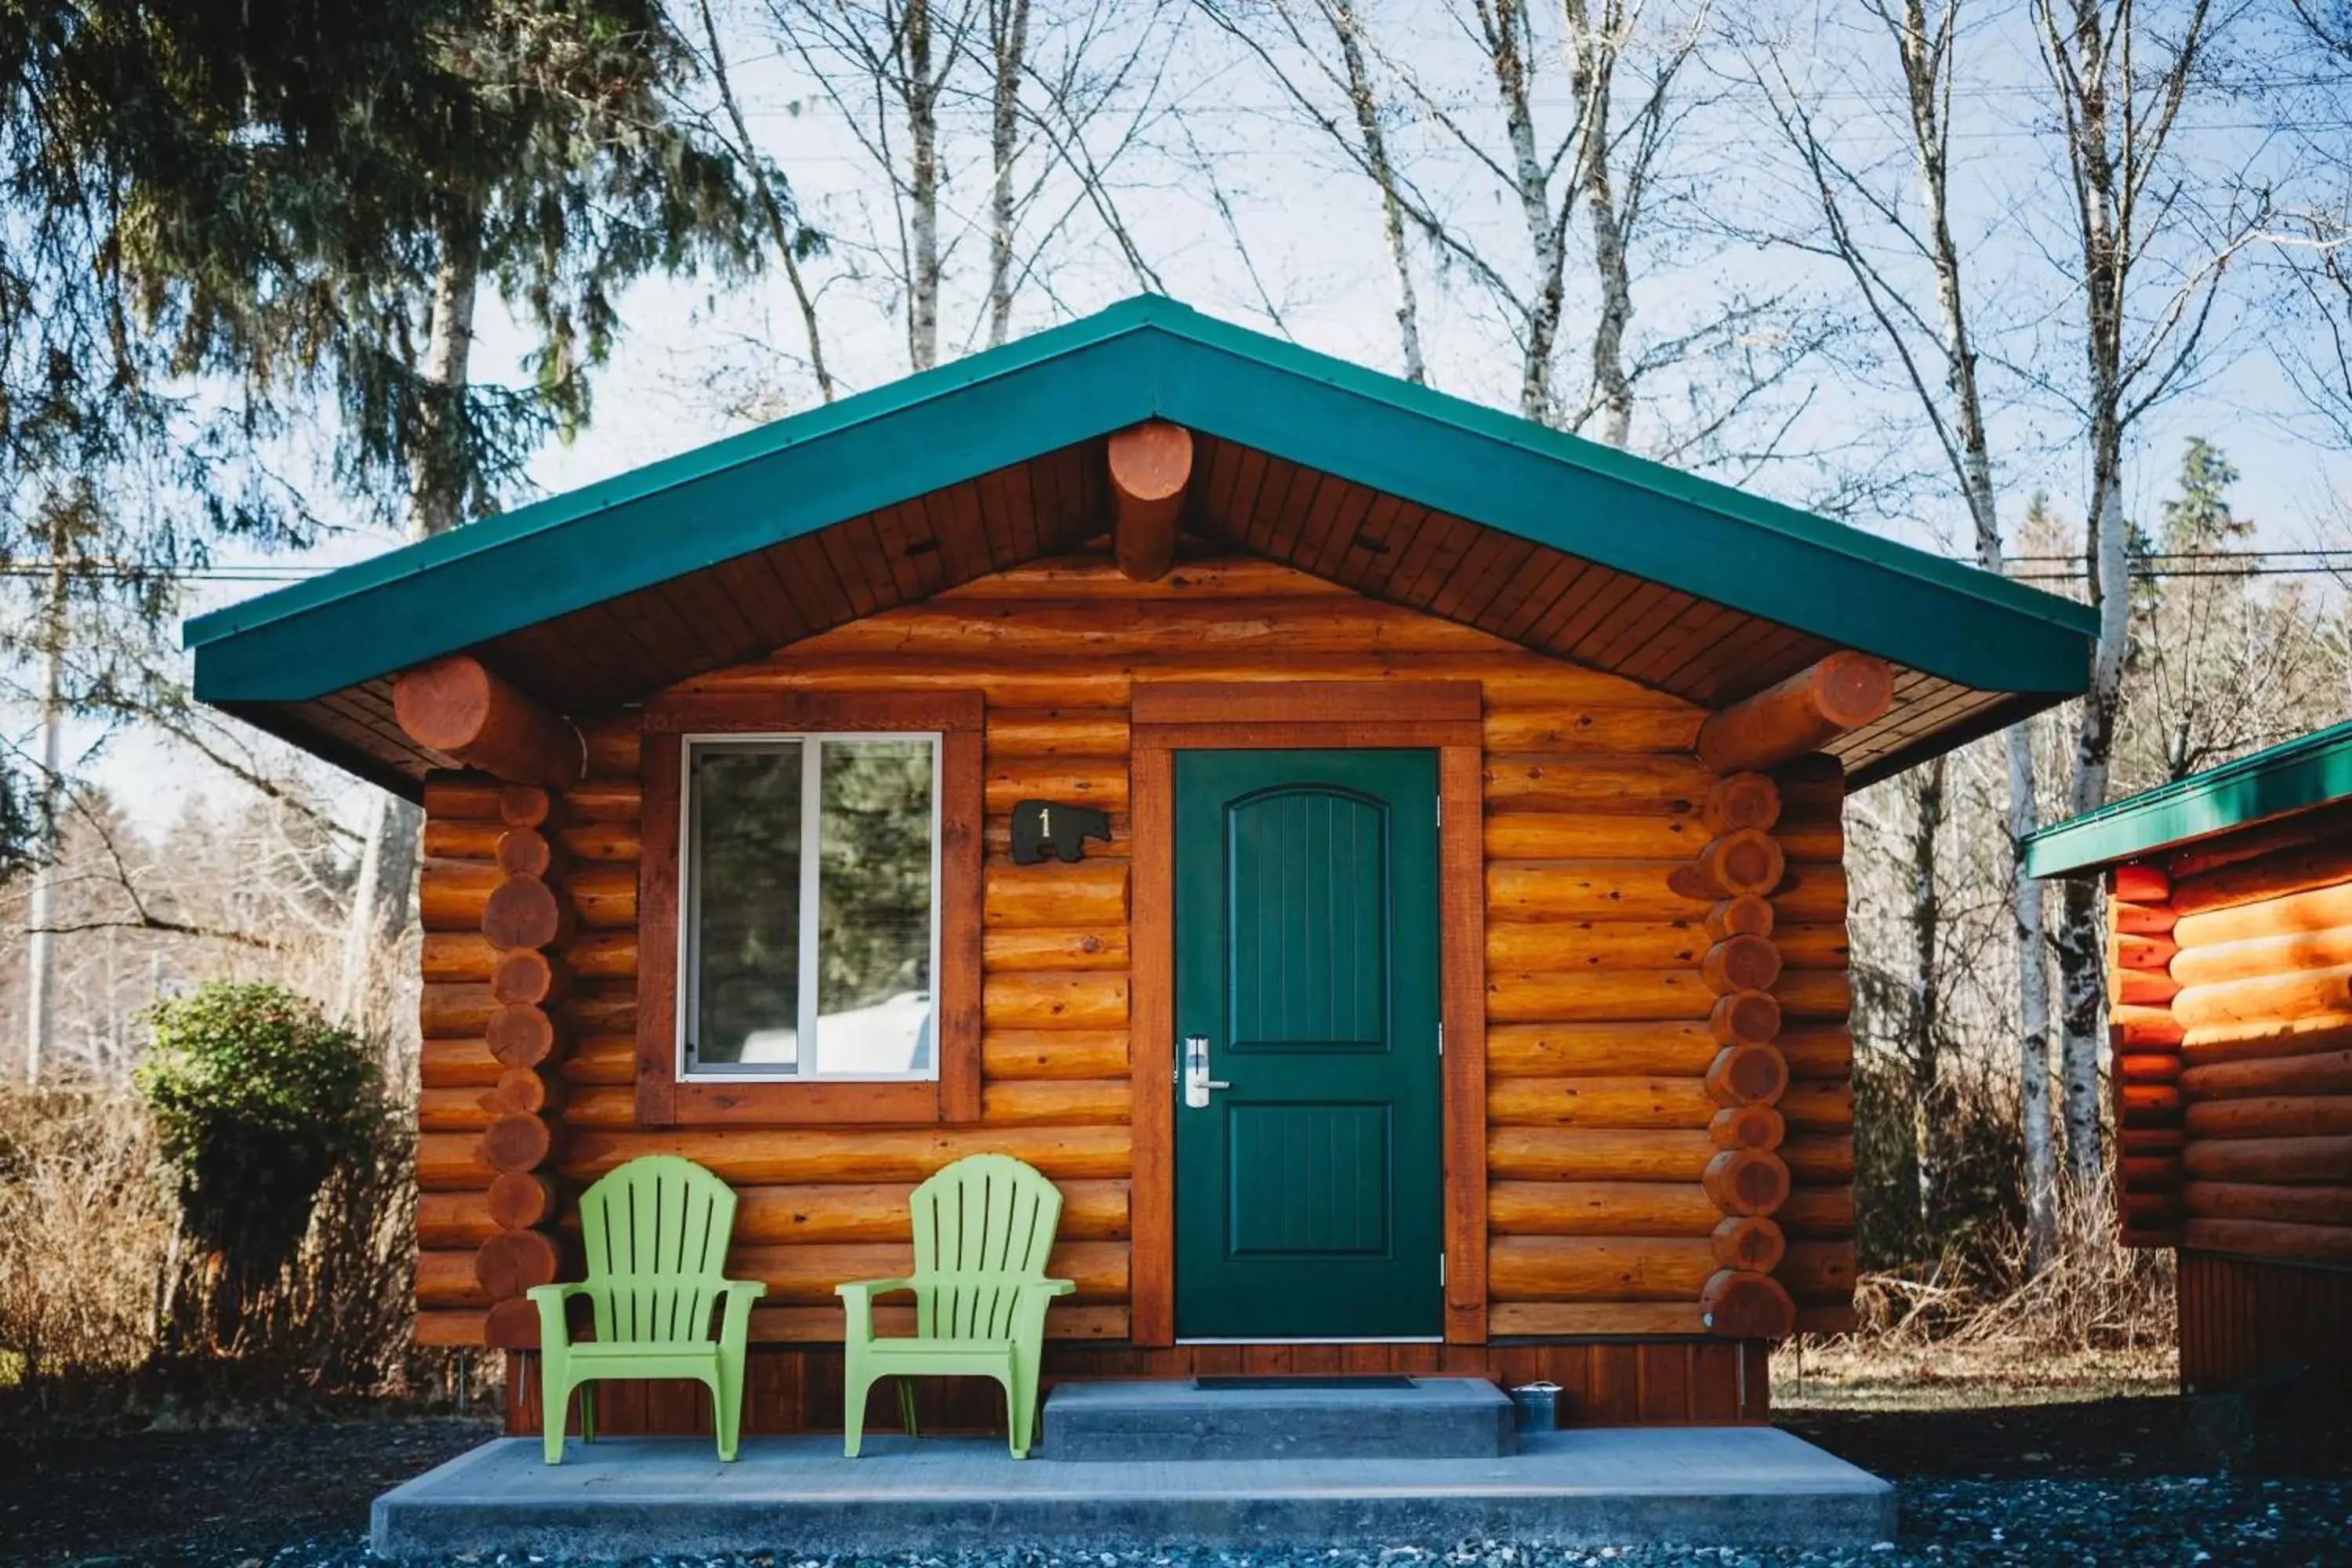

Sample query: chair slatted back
[907,1153,1063,1341]
[578,1155,739,1344]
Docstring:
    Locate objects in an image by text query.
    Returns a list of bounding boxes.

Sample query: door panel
[1173,749,1443,1340]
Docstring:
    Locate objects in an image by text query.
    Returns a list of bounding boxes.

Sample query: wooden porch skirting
[2178,1250,2352,1397]
[501,1340,1772,1436]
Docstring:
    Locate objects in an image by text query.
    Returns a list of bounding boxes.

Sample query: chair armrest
[1010,1278,1076,1343]
[717,1279,766,1349]
[835,1277,915,1342]
[525,1282,591,1350]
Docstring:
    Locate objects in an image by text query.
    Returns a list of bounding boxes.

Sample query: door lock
[1182,1034,1230,1109]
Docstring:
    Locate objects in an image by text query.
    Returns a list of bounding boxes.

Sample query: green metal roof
[187,295,2095,713]
[2024,720,2352,878]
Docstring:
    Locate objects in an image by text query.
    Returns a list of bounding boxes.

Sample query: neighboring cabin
[2028,726,2352,1399]
[188,297,2096,1435]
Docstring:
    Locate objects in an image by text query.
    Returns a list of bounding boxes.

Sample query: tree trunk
[699,0,833,400]
[2060,445,2130,1187]
[1329,0,1425,383]
[335,201,485,1026]
[2013,722,2059,1262]
[904,0,942,371]
[1563,0,1634,446]
[1475,0,1566,422]
[22,545,67,1085]
[986,0,1031,349]
[1888,0,2060,1266]
[2053,0,2132,1190]
[1907,755,1946,1226]
[405,202,485,539]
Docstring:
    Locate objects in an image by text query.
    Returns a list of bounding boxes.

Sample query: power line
[13,542,2352,586]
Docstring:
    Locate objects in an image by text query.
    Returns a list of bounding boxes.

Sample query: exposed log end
[1706,895,1776,942]
[1711,1214,1788,1272]
[1704,1146,1793,1215]
[490,948,562,1007]
[1109,420,1193,582]
[474,1226,561,1299]
[1709,989,1784,1047]
[1706,1043,1791,1107]
[1700,1269,1796,1338]
[1703,773,1783,834]
[393,655,585,786]
[1693,829,1788,898]
[1697,652,1893,773]
[486,1171,559,1229]
[2113,862,2171,904]
[484,1295,544,1348]
[1711,1102,1788,1149]
[487,1004,557,1068]
[495,827,556,878]
[483,874,564,952]
[477,1113,554,1174]
[1701,933,1784,994]
[481,1066,564,1118]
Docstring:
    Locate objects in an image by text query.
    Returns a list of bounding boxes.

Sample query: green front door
[1172,749,1444,1340]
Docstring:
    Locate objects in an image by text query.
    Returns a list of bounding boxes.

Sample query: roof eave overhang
[2026,726,2352,880]
[188,299,2096,731]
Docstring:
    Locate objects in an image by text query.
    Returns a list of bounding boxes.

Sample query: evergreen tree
[0,1,757,882]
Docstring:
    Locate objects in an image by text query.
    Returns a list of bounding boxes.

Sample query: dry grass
[0,1088,178,1381]
[1778,1174,2177,1410]
[0,1084,459,1426]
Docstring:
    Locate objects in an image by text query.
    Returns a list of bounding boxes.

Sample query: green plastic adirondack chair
[837,1152,1074,1457]
[527,1154,767,1465]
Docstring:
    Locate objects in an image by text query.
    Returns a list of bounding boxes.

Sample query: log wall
[408,546,1854,1428]
[2124,830,2352,1276]
[2096,820,2352,1392]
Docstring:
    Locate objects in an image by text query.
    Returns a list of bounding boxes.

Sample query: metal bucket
[1508,1381,1562,1432]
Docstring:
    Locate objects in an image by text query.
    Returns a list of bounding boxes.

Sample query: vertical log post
[474,783,571,1347]
[1690,769,1797,1338]
[1108,421,1192,583]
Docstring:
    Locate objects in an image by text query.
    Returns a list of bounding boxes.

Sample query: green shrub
[135,982,378,1289]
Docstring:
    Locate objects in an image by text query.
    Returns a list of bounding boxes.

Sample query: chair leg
[895,1377,920,1440]
[706,1371,742,1463]
[542,1372,569,1466]
[842,1365,873,1459]
[1001,1374,1030,1459]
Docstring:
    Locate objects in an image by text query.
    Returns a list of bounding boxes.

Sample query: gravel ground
[2,1400,2347,1568]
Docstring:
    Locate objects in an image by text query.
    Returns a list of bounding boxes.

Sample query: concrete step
[371,1429,1900,1559]
[1042,1375,1516,1461]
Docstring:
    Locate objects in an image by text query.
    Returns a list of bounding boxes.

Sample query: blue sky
[66,0,2352,824]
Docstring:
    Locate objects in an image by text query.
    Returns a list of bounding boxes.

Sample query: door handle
[1182,1034,1230,1109]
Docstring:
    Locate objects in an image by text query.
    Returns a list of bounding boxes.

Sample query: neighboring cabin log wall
[2105,824,2352,1396]
[410,547,1853,1427]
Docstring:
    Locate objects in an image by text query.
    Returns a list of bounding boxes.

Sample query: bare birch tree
[1746,0,2061,1264]
[2034,0,2245,1187]
[1192,0,1428,382]
[755,0,1175,376]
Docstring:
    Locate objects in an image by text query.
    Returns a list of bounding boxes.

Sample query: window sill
[641,1077,949,1127]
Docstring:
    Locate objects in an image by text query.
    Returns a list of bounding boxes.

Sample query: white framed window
[678,732,942,1081]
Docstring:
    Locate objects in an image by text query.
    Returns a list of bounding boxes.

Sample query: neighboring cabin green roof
[2024,720,2352,879]
[187,293,2096,712]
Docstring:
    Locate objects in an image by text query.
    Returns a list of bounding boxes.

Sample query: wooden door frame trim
[1127,682,1487,1348]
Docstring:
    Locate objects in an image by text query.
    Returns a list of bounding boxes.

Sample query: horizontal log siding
[418,548,1824,1425]
[2150,842,2352,1272]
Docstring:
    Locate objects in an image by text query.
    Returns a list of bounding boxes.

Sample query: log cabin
[187,296,2096,1434]
[2027,723,2352,1400]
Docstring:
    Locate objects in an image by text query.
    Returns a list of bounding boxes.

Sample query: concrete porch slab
[370,1428,1896,1559]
